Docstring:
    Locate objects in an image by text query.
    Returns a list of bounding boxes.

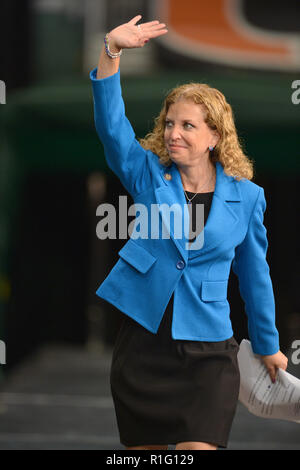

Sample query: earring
[209,145,214,151]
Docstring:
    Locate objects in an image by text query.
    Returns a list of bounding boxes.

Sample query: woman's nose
[169,125,181,140]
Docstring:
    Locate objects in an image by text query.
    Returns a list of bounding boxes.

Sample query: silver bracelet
[104,33,123,59]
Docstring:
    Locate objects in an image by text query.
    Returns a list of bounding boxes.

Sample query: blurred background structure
[0,0,299,449]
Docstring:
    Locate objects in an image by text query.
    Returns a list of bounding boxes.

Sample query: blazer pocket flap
[118,240,156,274]
[201,280,228,302]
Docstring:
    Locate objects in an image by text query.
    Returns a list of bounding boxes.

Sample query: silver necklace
[184,170,214,205]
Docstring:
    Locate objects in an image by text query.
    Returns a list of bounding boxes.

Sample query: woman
[90,15,288,450]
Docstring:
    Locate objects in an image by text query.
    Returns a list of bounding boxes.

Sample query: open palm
[109,15,168,49]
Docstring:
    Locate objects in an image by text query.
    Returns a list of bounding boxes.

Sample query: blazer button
[164,173,172,180]
[176,260,185,270]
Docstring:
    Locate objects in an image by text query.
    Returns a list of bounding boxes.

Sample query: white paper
[237,339,300,423]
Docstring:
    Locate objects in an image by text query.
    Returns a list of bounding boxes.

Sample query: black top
[184,190,214,243]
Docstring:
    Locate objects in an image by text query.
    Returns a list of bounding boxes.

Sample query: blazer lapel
[188,162,241,258]
[154,161,242,261]
[155,162,189,262]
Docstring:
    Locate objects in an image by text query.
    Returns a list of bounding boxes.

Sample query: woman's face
[164,99,219,166]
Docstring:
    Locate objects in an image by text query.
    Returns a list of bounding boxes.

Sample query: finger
[147,28,168,39]
[128,15,142,25]
[269,367,277,383]
[138,23,166,34]
[145,23,167,32]
[140,20,160,27]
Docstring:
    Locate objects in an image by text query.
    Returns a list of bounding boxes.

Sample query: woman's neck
[179,161,216,193]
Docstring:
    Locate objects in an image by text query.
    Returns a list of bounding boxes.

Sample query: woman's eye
[165,121,193,129]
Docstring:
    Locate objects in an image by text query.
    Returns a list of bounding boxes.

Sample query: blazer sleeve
[90,67,152,197]
[232,187,280,355]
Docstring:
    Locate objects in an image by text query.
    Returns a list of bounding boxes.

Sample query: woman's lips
[169,144,186,149]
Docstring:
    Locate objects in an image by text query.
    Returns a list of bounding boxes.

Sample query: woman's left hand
[260,350,288,383]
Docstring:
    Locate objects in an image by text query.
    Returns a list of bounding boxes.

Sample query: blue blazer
[90,67,280,356]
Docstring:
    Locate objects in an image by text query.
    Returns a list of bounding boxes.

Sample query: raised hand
[108,15,168,51]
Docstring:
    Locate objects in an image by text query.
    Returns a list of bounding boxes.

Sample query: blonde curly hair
[139,82,254,181]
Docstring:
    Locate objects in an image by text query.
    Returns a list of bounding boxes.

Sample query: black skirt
[110,294,240,448]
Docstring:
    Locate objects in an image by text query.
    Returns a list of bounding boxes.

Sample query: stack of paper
[237,339,300,423]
